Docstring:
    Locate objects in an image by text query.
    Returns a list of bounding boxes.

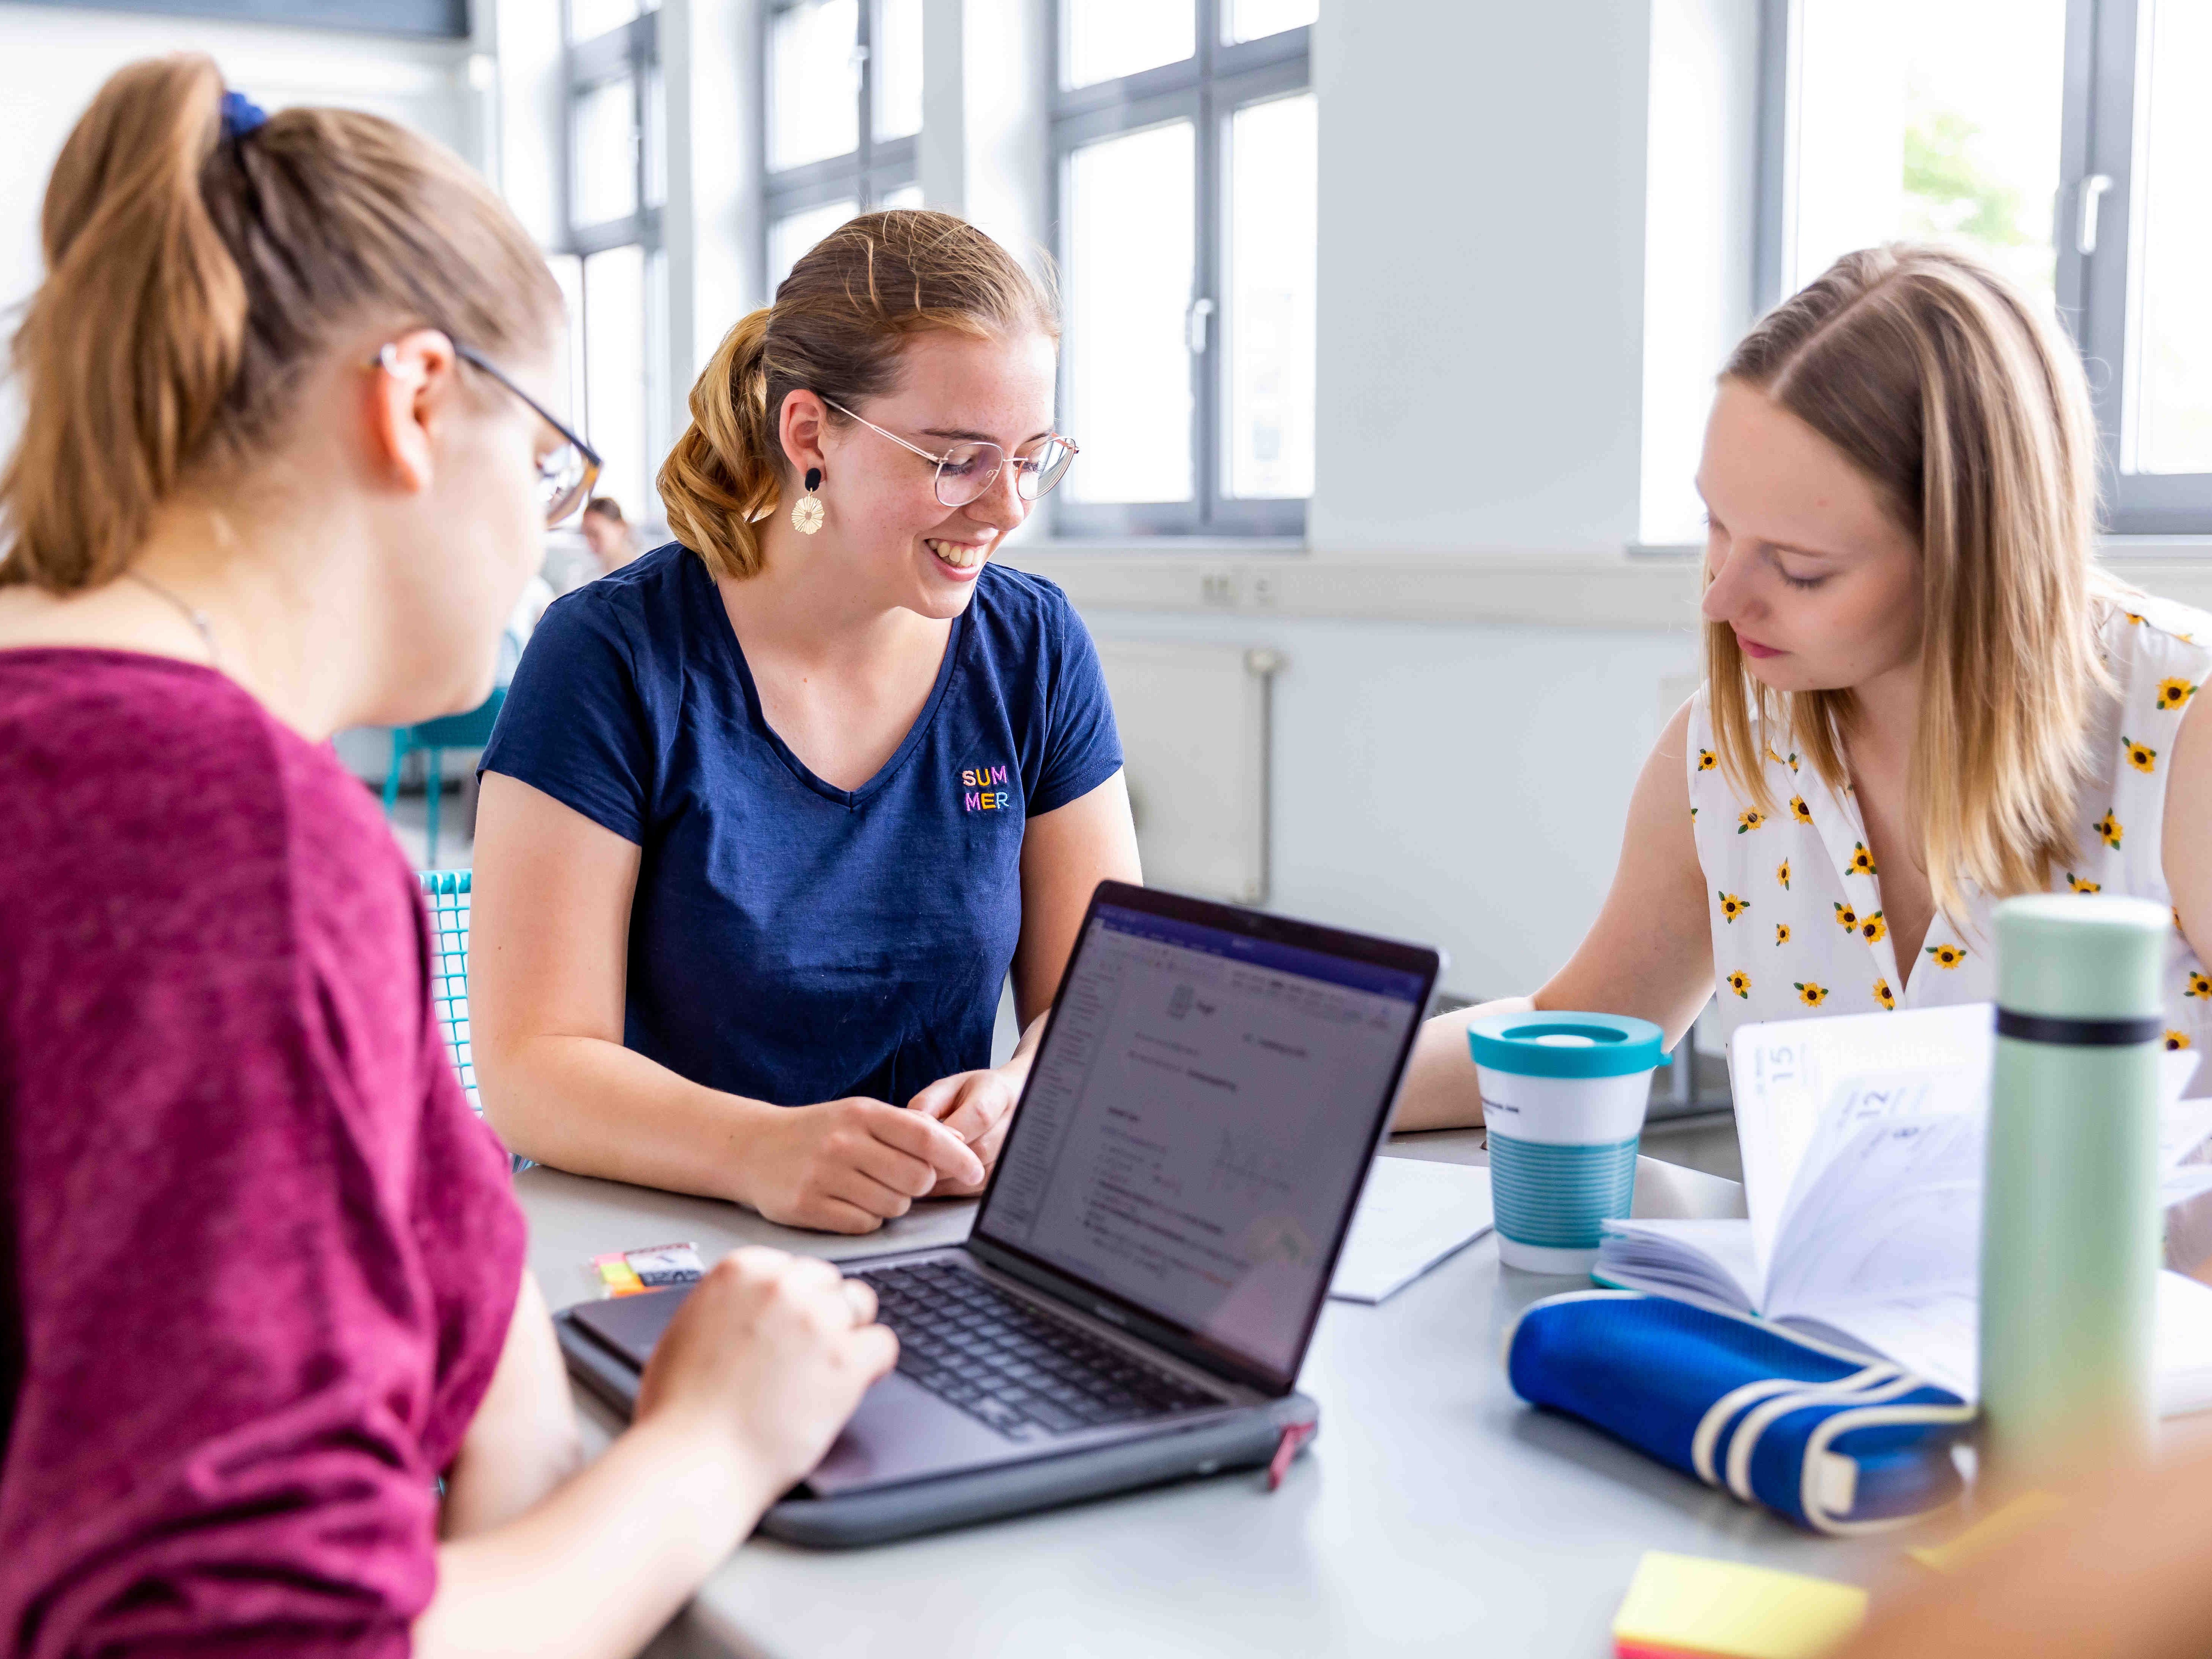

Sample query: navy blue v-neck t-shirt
[481,544,1122,1107]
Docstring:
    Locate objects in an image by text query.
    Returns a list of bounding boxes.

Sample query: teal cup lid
[1467,1011,1666,1079]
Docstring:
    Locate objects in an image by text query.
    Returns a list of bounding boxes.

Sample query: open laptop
[555,882,1439,1543]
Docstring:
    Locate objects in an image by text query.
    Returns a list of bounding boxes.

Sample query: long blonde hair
[1,54,559,592]
[1707,244,2108,920]
[660,209,1058,580]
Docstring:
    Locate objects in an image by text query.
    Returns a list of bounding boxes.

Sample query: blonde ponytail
[1,53,562,592]
[2,56,244,590]
[659,307,781,580]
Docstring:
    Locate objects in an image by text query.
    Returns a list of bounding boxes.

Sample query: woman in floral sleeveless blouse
[1395,246,2210,1186]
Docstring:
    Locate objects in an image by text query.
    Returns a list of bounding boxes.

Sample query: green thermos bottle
[1979,894,2170,1486]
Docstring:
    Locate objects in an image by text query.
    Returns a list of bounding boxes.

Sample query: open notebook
[1595,1003,2212,1411]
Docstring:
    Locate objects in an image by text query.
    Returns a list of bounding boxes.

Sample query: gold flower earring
[792,466,825,535]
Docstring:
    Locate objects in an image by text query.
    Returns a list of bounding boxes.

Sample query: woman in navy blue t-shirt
[470,211,1140,1233]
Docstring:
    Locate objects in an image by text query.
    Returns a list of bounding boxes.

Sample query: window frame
[2058,0,2212,533]
[1756,0,2212,535]
[1049,2,1312,540]
[558,3,670,529]
[760,0,922,299]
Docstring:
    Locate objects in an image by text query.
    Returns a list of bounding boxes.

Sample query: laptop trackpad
[807,1371,1028,1496]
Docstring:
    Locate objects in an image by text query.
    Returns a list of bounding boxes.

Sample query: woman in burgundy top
[0,55,894,1658]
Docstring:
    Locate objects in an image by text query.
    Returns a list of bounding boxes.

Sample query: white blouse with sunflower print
[1689,591,2211,1081]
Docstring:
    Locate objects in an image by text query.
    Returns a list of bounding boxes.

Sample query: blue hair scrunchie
[219,90,269,142]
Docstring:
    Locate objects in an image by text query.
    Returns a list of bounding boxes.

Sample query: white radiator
[1092,641,1281,905]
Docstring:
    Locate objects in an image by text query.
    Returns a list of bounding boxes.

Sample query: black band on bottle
[1996,1008,2165,1047]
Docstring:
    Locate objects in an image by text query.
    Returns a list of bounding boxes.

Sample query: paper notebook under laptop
[554,882,1440,1546]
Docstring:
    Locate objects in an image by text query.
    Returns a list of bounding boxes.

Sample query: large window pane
[771,0,860,171]
[548,253,586,431]
[1226,0,1315,43]
[770,198,859,295]
[1065,121,1195,504]
[1226,92,1316,500]
[583,244,649,524]
[876,0,923,141]
[571,78,639,228]
[882,182,925,211]
[1788,0,2065,304]
[2127,0,2212,476]
[1065,0,1193,89]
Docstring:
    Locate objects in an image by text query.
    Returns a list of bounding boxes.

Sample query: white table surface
[515,1135,1920,1659]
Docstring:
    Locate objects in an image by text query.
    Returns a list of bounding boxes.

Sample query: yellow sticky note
[1612,1551,1868,1659]
[594,1253,645,1296]
[1906,1490,2064,1575]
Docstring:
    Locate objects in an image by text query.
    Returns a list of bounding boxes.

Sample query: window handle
[1186,296,1216,355]
[2077,173,2114,255]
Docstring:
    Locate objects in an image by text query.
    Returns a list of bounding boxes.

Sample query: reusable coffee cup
[1470,1011,1666,1273]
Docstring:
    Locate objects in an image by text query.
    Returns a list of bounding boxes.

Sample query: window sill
[1000,541,2212,628]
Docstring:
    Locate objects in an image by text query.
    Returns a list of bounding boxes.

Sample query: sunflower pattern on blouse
[1685,591,2211,1064]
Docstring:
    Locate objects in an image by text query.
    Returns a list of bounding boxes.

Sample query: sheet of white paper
[1798,1271,2212,1416]
[1327,1157,1493,1304]
[1730,1004,1996,1283]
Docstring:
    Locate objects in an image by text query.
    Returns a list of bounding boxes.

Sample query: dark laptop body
[555,882,1440,1545]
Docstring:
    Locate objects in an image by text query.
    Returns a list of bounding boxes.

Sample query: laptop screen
[975,900,1429,1381]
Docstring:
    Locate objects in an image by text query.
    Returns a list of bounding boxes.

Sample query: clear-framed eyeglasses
[820,397,1079,508]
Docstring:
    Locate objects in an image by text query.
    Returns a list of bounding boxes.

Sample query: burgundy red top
[0,650,525,1656]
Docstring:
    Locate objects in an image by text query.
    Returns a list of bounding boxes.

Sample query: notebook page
[1730,1004,1995,1282]
[1764,1110,1985,1321]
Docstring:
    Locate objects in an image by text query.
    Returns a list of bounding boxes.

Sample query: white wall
[1640,0,1760,544]
[1069,606,1697,998]
[1308,1,1656,554]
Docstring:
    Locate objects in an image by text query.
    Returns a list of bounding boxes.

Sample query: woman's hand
[418,1249,895,1659]
[634,1247,896,1499]
[907,1061,1028,1197]
[739,1099,984,1233]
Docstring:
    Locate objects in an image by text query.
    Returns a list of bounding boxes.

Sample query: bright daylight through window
[1054,0,1317,536]
[1779,0,2212,531]
[763,0,922,295]
[553,0,666,527]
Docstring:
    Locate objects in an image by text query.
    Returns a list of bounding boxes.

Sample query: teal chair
[418,870,478,1113]
[417,869,530,1171]
[384,686,506,869]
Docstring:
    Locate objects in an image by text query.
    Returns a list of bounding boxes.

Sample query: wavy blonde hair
[1707,244,2112,921]
[660,209,1058,580]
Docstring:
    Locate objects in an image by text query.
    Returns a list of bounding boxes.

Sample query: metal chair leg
[425,746,442,869]
[382,730,407,822]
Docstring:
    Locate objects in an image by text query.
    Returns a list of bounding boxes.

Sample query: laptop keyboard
[853,1261,1221,1442]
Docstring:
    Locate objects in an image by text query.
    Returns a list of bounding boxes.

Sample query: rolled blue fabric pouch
[1504,1290,1974,1535]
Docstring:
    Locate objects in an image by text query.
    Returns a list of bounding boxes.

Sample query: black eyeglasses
[372,339,603,527]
